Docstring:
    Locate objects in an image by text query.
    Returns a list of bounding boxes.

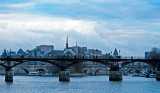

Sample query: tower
[2,49,7,58]
[113,48,118,56]
[66,36,69,49]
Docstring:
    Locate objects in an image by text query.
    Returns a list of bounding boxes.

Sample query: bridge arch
[128,68,140,73]
[95,69,101,75]
[121,61,156,74]
[36,69,45,73]
[14,68,29,75]
[83,69,91,74]
[121,61,156,68]
[40,61,65,70]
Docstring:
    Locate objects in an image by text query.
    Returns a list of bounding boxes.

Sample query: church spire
[66,36,69,49]
[76,41,77,47]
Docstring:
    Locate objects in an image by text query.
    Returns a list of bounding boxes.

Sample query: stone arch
[66,61,110,75]
[128,68,140,73]
[121,61,157,74]
[84,70,88,73]
[121,61,155,68]
[21,68,29,74]
[14,68,29,75]
[36,69,45,73]
[83,68,91,74]
[95,69,101,75]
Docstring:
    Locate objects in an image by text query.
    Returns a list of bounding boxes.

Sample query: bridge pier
[5,69,13,82]
[59,69,70,81]
[156,71,160,81]
[156,66,160,81]
[109,66,122,81]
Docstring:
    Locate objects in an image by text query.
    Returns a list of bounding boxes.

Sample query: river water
[0,75,160,93]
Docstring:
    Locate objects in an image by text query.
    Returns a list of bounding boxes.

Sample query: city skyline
[1,0,160,56]
[1,37,110,56]
[1,1,160,93]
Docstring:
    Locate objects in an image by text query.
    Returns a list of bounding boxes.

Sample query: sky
[0,0,160,56]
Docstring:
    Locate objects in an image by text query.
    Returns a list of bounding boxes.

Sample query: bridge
[0,56,160,82]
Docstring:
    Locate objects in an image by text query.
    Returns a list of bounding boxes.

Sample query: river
[0,75,160,93]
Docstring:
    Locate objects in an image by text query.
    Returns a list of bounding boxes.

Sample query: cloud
[0,13,160,56]
[7,3,35,8]
[0,13,101,52]
[0,14,97,35]
[1,0,160,21]
[0,0,160,56]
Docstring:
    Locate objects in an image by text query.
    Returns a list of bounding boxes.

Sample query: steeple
[76,41,77,47]
[66,36,69,49]
[3,49,7,57]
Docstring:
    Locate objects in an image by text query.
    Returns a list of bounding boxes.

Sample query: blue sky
[0,0,160,56]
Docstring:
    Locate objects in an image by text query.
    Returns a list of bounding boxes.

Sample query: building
[36,45,54,52]
[17,48,25,57]
[145,52,150,59]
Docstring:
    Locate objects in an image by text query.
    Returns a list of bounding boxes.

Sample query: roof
[113,48,118,56]
[17,48,24,54]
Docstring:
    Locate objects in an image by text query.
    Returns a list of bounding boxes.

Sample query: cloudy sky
[0,0,160,56]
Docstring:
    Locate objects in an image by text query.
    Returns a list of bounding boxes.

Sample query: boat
[144,74,149,78]
[139,74,144,77]
[132,73,140,77]
[28,72,39,76]
[132,73,144,77]
[28,71,52,76]
[149,74,156,78]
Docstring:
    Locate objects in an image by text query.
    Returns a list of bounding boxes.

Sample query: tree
[149,47,160,59]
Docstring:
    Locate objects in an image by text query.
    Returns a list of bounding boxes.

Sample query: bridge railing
[38,56,145,60]
[120,56,145,59]
[0,55,146,60]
